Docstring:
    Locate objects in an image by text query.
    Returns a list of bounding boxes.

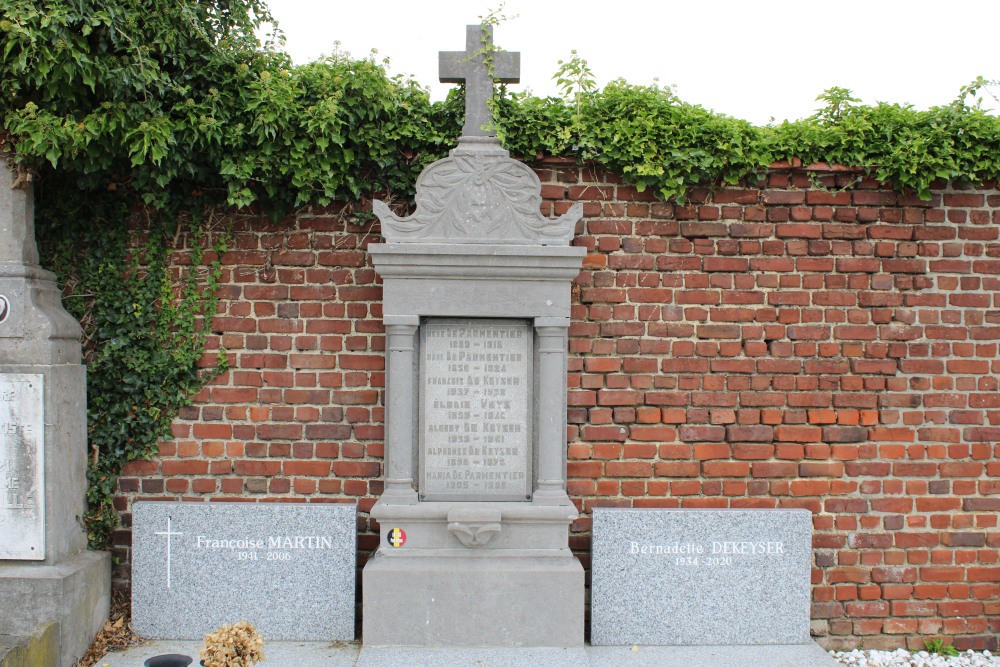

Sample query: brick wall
[113,161,1000,650]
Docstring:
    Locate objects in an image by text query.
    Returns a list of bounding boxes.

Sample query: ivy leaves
[771,86,1000,199]
[5,3,999,212]
[495,79,1000,203]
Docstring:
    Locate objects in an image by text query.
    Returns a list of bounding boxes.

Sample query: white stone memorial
[0,160,110,666]
[361,24,586,648]
[0,373,44,559]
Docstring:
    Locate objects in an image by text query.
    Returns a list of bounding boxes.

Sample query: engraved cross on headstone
[155,515,183,589]
[439,24,520,139]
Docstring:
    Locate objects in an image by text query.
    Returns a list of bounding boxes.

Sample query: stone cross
[439,24,520,139]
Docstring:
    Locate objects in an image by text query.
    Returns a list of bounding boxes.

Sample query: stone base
[0,550,111,667]
[363,553,583,647]
[586,642,839,667]
[0,622,58,667]
[358,646,590,666]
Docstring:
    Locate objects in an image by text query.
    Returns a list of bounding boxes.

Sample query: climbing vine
[2,1,999,549]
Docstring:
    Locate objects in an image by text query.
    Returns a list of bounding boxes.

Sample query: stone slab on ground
[587,642,839,667]
[357,646,590,666]
[99,641,838,666]
[131,501,355,641]
[591,507,812,645]
[97,640,360,667]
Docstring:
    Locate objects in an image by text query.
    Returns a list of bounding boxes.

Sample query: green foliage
[553,50,597,117]
[2,1,999,549]
[43,192,229,547]
[768,85,1000,199]
[812,86,861,123]
[923,639,960,656]
[497,80,769,202]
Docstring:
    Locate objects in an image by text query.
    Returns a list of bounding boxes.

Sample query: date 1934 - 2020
[674,556,733,567]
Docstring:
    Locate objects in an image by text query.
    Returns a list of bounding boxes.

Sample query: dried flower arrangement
[198,621,265,667]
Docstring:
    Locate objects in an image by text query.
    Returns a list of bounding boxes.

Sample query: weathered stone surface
[439,25,518,140]
[363,556,582,647]
[0,168,81,366]
[420,318,531,501]
[373,160,582,245]
[0,551,110,667]
[591,508,813,645]
[0,374,43,559]
[132,501,355,640]
[0,159,107,667]
[587,643,839,666]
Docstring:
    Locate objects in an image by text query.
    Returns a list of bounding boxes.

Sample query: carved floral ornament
[374,152,582,246]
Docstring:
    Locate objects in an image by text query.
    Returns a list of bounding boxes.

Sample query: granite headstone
[132,501,356,641]
[591,508,813,646]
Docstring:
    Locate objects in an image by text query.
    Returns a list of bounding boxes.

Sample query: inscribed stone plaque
[420,318,531,501]
[0,373,44,560]
[591,508,812,645]
[132,501,355,640]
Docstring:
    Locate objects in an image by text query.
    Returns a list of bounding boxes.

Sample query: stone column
[533,316,570,503]
[381,315,419,503]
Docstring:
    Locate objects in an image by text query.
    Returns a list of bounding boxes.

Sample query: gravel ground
[832,649,1000,667]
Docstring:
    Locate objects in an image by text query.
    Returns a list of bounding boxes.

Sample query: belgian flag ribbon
[387,528,406,548]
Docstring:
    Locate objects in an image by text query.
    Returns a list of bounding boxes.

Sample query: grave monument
[591,508,813,645]
[131,501,356,641]
[588,507,838,665]
[362,24,586,647]
[0,160,110,665]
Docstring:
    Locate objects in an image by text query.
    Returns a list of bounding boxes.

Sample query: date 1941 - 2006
[675,556,733,567]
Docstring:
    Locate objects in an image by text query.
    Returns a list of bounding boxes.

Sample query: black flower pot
[143,655,193,667]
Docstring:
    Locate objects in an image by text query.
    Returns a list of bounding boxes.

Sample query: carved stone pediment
[374,150,581,246]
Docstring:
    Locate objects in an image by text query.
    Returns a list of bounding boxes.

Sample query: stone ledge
[0,551,111,667]
[0,622,58,667]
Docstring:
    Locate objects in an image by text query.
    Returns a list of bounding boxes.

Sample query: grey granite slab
[357,646,590,667]
[591,508,813,646]
[132,501,355,641]
[587,642,838,667]
[98,640,360,667]
[100,641,838,666]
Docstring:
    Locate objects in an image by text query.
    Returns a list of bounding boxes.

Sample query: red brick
[726,425,774,442]
[606,461,653,477]
[161,460,209,476]
[775,425,821,442]
[629,425,676,441]
[681,426,727,442]
[233,460,281,476]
